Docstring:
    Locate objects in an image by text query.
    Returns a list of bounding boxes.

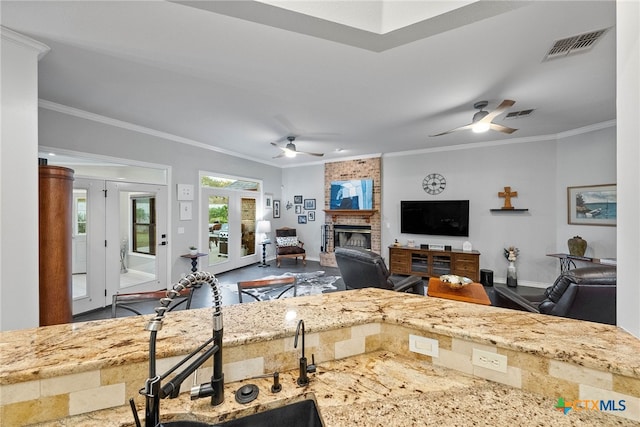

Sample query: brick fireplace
[333,224,372,250]
[320,157,381,267]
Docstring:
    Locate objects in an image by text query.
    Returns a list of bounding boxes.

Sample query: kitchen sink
[158,398,324,427]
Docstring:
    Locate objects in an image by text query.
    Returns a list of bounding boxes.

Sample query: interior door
[105,181,168,302]
[201,187,258,274]
[71,178,106,314]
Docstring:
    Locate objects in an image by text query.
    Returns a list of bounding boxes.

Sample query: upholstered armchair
[334,246,424,294]
[493,266,616,325]
[275,227,306,267]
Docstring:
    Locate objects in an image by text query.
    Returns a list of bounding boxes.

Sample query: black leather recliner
[493,266,616,325]
[334,246,424,294]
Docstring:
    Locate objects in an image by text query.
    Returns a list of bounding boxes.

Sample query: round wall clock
[423,173,446,195]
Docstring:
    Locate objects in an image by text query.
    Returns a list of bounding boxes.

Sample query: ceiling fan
[430,100,518,137]
[271,136,324,158]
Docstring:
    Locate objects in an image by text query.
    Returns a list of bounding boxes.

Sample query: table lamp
[256,220,272,244]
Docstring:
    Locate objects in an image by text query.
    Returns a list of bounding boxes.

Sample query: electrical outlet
[409,334,439,357]
[472,349,507,373]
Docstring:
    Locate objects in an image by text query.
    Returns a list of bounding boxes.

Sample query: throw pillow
[277,236,299,247]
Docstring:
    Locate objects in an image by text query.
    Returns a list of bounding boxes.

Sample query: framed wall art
[329,179,373,210]
[304,198,316,210]
[298,215,307,224]
[273,200,280,218]
[567,184,616,226]
[294,195,303,204]
[308,211,315,221]
[264,193,273,210]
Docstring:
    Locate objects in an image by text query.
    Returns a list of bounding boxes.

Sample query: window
[132,196,156,255]
[76,197,87,234]
[201,176,259,191]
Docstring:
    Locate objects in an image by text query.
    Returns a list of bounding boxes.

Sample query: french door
[71,178,106,314]
[71,179,168,314]
[201,187,259,274]
[105,181,168,302]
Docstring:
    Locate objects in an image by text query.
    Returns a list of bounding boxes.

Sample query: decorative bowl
[439,274,472,290]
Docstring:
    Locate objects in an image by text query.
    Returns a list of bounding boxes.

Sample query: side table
[181,252,207,273]
[258,241,270,268]
[546,253,606,273]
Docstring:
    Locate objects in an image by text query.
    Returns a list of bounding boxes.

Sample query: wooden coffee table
[427,277,491,305]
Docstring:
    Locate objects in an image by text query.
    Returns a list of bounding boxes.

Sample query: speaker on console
[480,269,494,287]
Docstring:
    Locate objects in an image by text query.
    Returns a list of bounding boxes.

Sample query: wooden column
[39,165,74,326]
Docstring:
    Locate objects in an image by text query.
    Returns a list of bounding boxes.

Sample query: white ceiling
[2,1,616,167]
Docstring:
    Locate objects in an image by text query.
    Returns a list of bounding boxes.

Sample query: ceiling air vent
[505,109,535,120]
[543,28,608,61]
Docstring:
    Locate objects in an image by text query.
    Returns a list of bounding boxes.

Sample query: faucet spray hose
[142,270,224,427]
[145,271,222,331]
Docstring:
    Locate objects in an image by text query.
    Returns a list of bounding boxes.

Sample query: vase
[189,249,198,256]
[507,261,518,287]
[567,236,587,257]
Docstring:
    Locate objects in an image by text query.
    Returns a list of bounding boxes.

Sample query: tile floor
[72,259,529,323]
[72,260,344,322]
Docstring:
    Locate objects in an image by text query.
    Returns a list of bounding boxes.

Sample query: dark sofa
[334,246,424,294]
[493,265,617,325]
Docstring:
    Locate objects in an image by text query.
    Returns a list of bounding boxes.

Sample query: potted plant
[189,246,198,256]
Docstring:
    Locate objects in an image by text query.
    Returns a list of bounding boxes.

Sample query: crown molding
[38,99,278,167]
[1,26,50,60]
[279,152,382,169]
[40,99,617,168]
[555,119,616,139]
[384,120,617,158]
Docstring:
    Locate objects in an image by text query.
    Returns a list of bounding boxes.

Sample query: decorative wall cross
[498,186,518,209]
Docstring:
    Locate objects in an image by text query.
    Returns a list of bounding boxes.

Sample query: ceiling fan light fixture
[271,136,324,158]
[472,122,490,133]
[472,110,488,122]
[285,141,298,157]
[429,99,517,137]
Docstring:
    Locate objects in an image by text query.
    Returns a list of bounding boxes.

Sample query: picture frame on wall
[294,195,303,204]
[295,205,302,214]
[298,215,307,224]
[567,184,616,226]
[264,193,273,210]
[273,200,280,218]
[308,211,315,221]
[303,198,316,210]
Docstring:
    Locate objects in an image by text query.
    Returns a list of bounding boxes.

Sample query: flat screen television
[400,200,469,237]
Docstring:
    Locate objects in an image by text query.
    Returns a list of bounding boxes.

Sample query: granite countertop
[32,351,638,427]
[2,288,640,426]
[2,288,639,385]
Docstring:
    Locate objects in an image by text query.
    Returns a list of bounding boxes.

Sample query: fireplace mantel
[323,209,378,223]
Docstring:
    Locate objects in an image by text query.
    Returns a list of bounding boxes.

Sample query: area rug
[220,271,341,301]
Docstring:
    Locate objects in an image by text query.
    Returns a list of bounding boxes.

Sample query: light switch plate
[179,202,193,221]
[409,334,439,357]
[177,184,194,201]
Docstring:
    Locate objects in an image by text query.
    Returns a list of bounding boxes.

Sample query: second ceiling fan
[430,99,518,137]
[271,136,324,158]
